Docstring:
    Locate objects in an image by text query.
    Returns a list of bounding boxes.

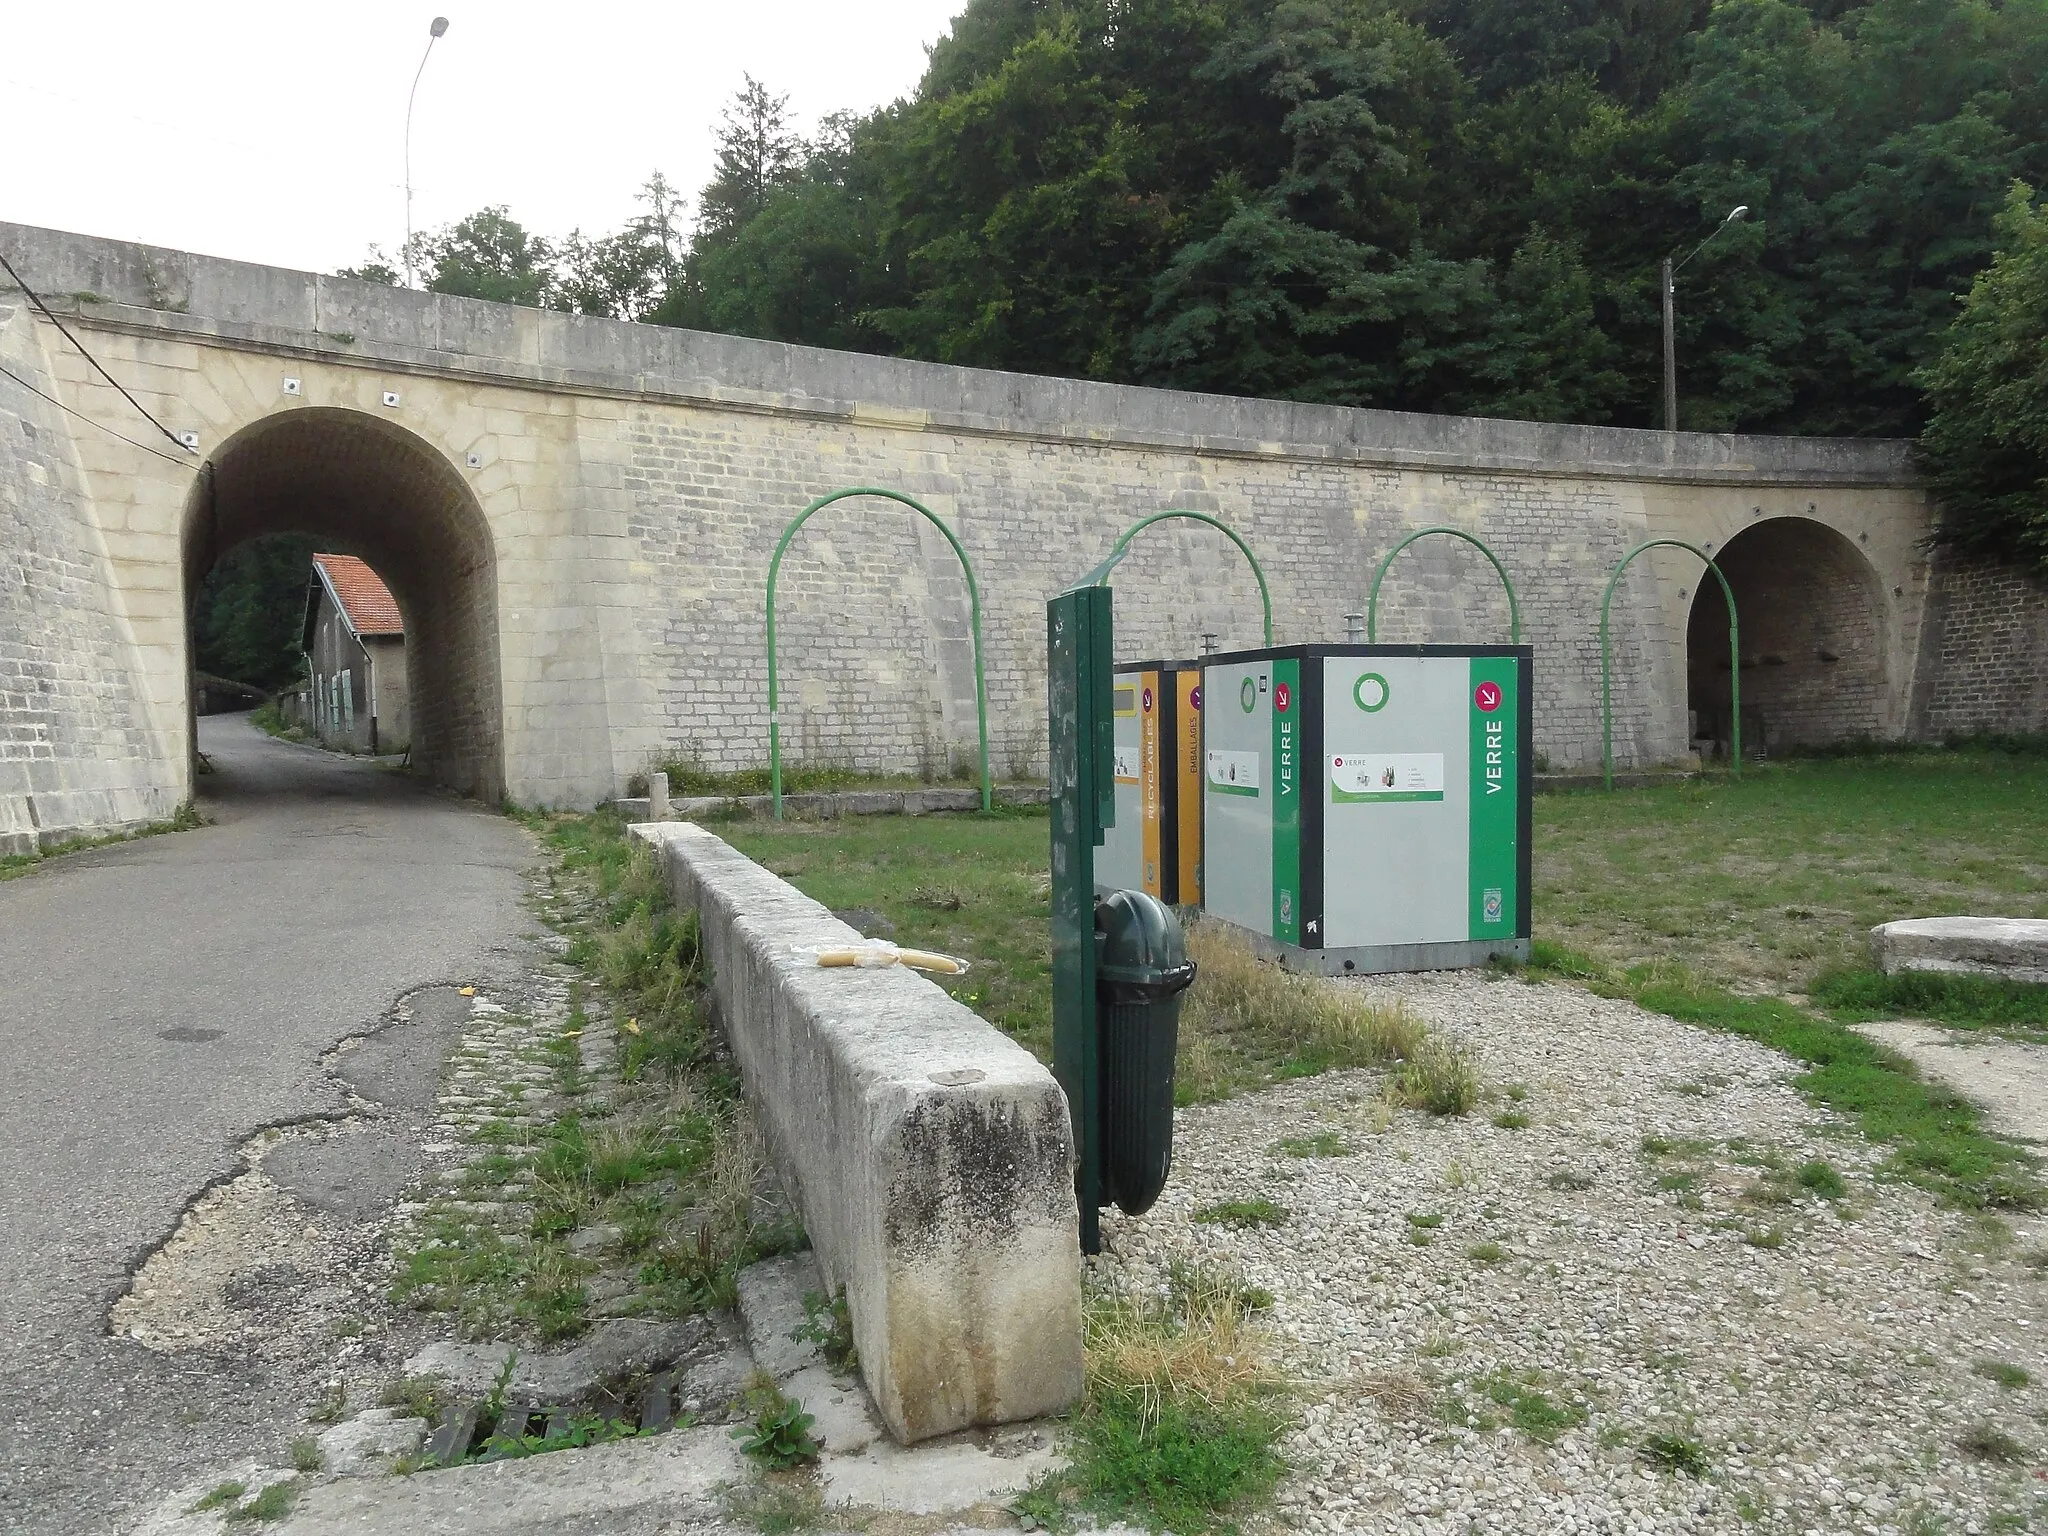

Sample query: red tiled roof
[312,553,404,637]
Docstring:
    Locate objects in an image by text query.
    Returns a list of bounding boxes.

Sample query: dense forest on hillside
[366,0,2048,444]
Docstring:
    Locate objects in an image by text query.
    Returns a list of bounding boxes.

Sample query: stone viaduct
[4,220,2045,853]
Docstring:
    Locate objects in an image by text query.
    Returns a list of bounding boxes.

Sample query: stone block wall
[1909,550,2048,738]
[0,302,180,854]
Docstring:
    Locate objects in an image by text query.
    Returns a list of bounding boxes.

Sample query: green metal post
[1600,539,1740,790]
[1083,510,1274,646]
[1047,581,1114,1254]
[1365,526,1522,643]
[766,488,993,819]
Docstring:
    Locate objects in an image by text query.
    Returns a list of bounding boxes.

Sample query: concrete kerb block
[1871,917,2048,985]
[629,821,1083,1444]
[648,770,671,821]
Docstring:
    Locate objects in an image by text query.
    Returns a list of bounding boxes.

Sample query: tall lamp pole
[1661,204,1749,432]
[403,16,452,288]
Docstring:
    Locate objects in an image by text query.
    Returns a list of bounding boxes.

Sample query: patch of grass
[190,1482,246,1514]
[728,1476,827,1534]
[641,755,993,799]
[1533,750,2048,992]
[1193,1198,1289,1230]
[223,1480,298,1523]
[1641,1432,1712,1477]
[1528,944,2044,1211]
[1796,1158,1846,1199]
[1048,1261,1289,1536]
[288,1437,323,1473]
[1812,968,2048,1039]
[306,1383,347,1424]
[1742,1225,1785,1249]
[1272,1130,1350,1158]
[1406,1211,1444,1229]
[1492,1109,1529,1130]
[1546,1170,1596,1192]
[1974,1358,2033,1390]
[1960,1422,2030,1464]
[250,700,311,745]
[1504,1082,1529,1101]
[1467,1241,1506,1263]
[376,1376,441,1422]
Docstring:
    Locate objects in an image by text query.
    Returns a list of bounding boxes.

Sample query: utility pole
[1660,205,1749,434]
[404,17,452,288]
[1661,256,1678,433]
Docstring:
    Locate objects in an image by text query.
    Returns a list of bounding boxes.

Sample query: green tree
[406,207,556,307]
[557,174,688,319]
[1918,182,2048,569]
[192,534,319,691]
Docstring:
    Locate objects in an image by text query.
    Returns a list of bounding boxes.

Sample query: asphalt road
[0,716,534,1536]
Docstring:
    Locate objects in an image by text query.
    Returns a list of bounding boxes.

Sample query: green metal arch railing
[1365,526,1522,643]
[1082,509,1274,646]
[765,487,991,819]
[1601,539,1740,790]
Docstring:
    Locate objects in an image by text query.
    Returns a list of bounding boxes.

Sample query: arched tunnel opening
[1686,516,1889,759]
[180,408,504,801]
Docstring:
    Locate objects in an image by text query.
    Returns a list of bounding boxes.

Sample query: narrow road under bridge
[0,715,534,1536]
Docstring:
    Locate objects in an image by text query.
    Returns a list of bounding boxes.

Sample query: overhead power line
[0,248,198,458]
[0,359,196,468]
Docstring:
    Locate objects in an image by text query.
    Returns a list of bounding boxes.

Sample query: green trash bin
[1094,889,1197,1216]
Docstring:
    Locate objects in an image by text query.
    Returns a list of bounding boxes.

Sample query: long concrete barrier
[628,821,1083,1442]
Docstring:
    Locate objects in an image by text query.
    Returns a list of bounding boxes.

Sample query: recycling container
[1096,661,1205,905]
[1093,889,1197,1216]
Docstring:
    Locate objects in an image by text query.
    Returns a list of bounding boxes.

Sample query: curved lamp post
[403,16,451,287]
[1662,205,1748,432]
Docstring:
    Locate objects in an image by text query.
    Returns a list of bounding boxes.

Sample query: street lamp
[1661,205,1748,432]
[403,16,452,288]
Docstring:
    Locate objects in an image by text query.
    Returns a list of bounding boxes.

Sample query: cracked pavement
[0,715,534,1536]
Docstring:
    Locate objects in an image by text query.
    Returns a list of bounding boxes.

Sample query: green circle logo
[1354,672,1390,712]
[1239,678,1257,712]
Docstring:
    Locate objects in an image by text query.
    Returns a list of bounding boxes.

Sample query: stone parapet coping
[3,221,1915,488]
[613,784,1050,822]
[628,821,1083,1443]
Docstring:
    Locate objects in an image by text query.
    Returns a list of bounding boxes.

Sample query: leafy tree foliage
[1918,182,2048,569]
[192,534,318,691]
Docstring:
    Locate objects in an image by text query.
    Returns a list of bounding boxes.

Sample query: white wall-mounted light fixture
[283,377,302,396]
[177,430,200,449]
[465,452,482,468]
[382,390,401,408]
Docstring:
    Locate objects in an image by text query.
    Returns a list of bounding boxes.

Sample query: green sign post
[1046,582,1115,1254]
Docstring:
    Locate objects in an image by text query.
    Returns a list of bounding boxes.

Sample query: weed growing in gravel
[1395,1036,1479,1116]
[1443,1369,1587,1443]
[1467,1242,1506,1264]
[190,1482,245,1514]
[1492,1109,1530,1130]
[1641,1432,1711,1477]
[1194,1198,1290,1229]
[1546,1170,1596,1192]
[1272,1130,1350,1158]
[1042,1261,1288,1536]
[728,1476,828,1534]
[222,1480,298,1523]
[1974,1359,2033,1389]
[288,1437,323,1473]
[306,1383,347,1424]
[1742,1225,1785,1249]
[377,1376,441,1422]
[1959,1422,2030,1464]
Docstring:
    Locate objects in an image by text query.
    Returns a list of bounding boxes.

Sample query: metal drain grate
[422,1369,704,1464]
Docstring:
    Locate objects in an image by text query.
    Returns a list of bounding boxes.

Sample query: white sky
[4,2,966,276]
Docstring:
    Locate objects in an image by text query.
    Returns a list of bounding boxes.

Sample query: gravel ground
[1097,970,2048,1536]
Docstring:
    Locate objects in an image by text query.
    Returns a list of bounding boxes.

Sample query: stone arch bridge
[4,221,2042,852]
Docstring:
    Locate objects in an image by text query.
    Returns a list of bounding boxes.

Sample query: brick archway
[1686,516,1890,757]
[180,408,504,801]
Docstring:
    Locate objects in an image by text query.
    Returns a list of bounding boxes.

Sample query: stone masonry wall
[0,302,180,853]
[1909,551,2048,738]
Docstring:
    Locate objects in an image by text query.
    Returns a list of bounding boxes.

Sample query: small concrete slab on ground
[1871,916,2048,984]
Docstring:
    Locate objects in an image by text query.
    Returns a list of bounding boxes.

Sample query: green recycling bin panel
[1200,645,1531,975]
